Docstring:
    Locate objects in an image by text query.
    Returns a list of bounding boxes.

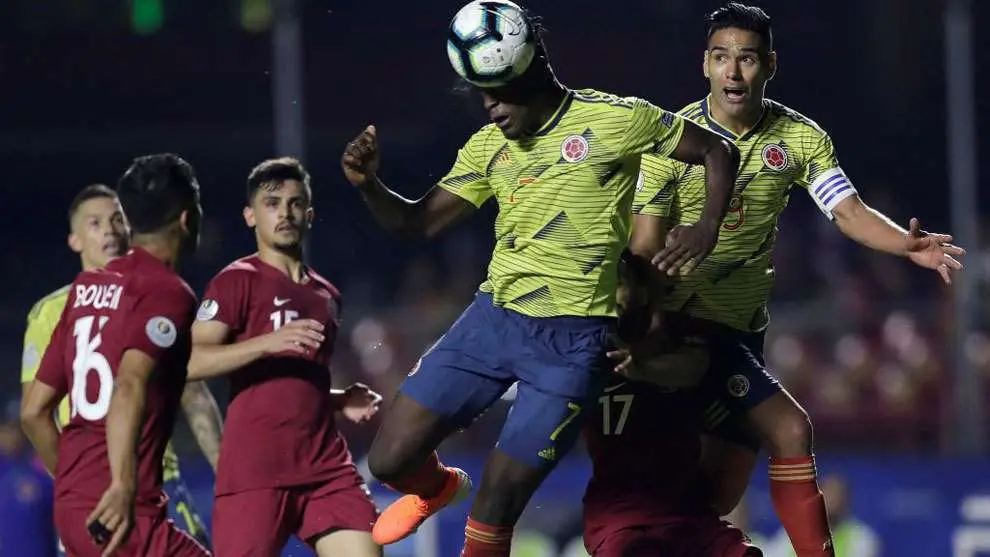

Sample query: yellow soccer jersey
[635,96,856,332]
[438,88,685,318]
[22,285,183,480]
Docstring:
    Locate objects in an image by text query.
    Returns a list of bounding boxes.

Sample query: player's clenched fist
[341,125,380,186]
[259,319,325,356]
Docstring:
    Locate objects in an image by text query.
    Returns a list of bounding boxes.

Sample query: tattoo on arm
[181,382,223,470]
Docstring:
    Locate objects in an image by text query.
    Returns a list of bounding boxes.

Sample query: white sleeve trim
[808,167,857,220]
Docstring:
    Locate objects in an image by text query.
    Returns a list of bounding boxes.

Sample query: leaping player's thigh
[164,477,211,549]
[698,330,777,451]
[298,478,380,557]
[501,318,613,470]
[212,488,294,557]
[399,293,513,427]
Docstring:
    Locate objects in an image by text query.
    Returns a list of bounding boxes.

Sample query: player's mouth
[723,87,748,103]
[102,239,122,255]
[490,113,511,130]
[275,222,299,234]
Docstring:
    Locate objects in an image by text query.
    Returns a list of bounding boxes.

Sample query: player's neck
[132,235,180,269]
[709,97,765,136]
[258,247,306,283]
[530,83,568,134]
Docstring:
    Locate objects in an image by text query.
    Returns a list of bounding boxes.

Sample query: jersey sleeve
[197,270,250,331]
[435,131,494,208]
[22,303,58,383]
[123,284,196,364]
[620,98,686,159]
[796,130,857,220]
[34,303,71,396]
[633,155,683,218]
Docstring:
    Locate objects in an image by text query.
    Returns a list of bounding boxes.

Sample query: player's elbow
[19,398,49,434]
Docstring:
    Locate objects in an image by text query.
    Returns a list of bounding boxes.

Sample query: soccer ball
[446,0,536,87]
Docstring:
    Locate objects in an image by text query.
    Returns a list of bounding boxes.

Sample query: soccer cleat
[372,467,472,545]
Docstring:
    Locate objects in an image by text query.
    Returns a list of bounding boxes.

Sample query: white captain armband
[808,167,857,220]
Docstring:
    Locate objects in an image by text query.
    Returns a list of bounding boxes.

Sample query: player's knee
[367,444,408,485]
[763,406,813,457]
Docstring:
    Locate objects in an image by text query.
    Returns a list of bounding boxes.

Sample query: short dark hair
[246,157,311,203]
[68,184,117,225]
[116,153,200,234]
[706,3,773,51]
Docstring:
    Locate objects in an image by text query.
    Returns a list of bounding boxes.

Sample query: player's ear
[702,50,711,79]
[67,232,83,254]
[305,207,314,229]
[243,206,256,228]
[767,51,777,81]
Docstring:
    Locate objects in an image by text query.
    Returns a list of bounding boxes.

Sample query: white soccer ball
[446,0,537,88]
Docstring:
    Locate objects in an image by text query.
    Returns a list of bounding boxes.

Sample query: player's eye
[741,56,756,64]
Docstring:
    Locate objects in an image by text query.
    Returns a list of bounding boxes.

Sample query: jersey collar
[532,90,575,137]
[700,95,769,142]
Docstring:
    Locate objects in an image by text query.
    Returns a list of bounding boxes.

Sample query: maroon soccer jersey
[199,255,353,495]
[35,248,196,514]
[582,377,710,551]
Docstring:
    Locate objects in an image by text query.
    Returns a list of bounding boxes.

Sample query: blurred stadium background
[1,0,989,555]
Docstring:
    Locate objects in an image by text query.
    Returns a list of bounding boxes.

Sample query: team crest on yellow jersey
[761,144,788,171]
[560,135,589,163]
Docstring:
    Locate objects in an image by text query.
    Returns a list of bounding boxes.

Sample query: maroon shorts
[55,503,208,557]
[591,519,761,557]
[212,477,378,556]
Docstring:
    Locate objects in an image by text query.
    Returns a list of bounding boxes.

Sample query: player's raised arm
[654,119,740,274]
[341,125,479,239]
[180,381,223,471]
[801,134,965,284]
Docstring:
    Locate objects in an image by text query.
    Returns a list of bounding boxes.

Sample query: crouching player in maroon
[583,313,761,557]
[188,158,382,557]
[20,154,210,557]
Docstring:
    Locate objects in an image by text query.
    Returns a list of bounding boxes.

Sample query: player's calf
[749,392,833,557]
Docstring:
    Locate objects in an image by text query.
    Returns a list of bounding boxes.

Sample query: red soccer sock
[385,451,451,499]
[768,455,835,557]
[461,518,513,557]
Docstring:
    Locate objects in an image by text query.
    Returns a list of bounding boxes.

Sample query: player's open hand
[904,217,965,284]
[339,382,383,424]
[651,221,719,276]
[261,319,325,356]
[86,483,135,557]
[342,125,381,187]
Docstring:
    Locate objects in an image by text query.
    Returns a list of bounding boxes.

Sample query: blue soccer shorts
[401,292,615,470]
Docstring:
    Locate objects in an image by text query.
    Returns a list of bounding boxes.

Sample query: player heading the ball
[341,1,741,555]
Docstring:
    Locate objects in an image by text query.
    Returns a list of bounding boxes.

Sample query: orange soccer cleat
[372,467,473,545]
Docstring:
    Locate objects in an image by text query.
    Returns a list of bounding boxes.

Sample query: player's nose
[479,90,498,111]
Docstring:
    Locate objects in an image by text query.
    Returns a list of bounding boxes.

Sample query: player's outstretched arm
[341,125,476,239]
[180,381,223,471]
[831,197,965,284]
[20,381,62,476]
[654,120,740,275]
[188,318,324,380]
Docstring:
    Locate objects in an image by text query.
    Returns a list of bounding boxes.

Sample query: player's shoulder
[305,267,341,299]
[27,284,71,322]
[213,254,265,281]
[570,88,649,117]
[765,98,829,139]
[676,98,707,124]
